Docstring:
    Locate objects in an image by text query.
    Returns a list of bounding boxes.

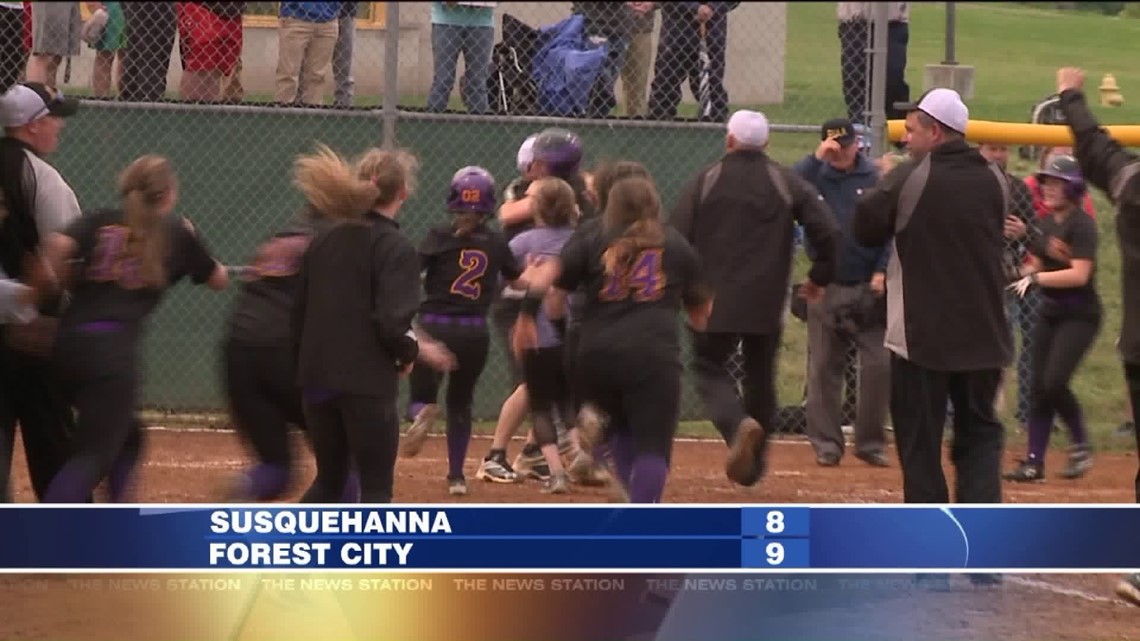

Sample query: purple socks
[447,414,471,479]
[608,431,635,489]
[108,448,141,503]
[43,462,92,503]
[1026,416,1052,461]
[340,472,361,503]
[243,464,291,501]
[1057,405,1089,447]
[628,455,669,503]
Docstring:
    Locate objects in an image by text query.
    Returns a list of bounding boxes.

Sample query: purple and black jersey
[58,208,217,330]
[418,222,522,317]
[556,223,708,364]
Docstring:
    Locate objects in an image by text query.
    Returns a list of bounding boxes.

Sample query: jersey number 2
[88,225,145,289]
[600,248,666,302]
[450,249,489,300]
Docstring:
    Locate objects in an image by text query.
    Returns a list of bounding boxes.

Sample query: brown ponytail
[592,160,652,215]
[292,144,380,223]
[355,147,421,210]
[601,176,664,277]
[117,154,176,289]
[529,177,578,228]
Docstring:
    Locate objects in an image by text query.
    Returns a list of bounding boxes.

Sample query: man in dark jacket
[853,88,1013,508]
[672,109,840,487]
[1050,66,1140,607]
[794,118,891,468]
[571,1,635,118]
[649,2,738,122]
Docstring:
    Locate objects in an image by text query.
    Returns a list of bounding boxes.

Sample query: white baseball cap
[727,110,770,148]
[0,82,79,128]
[896,88,968,135]
[516,134,538,173]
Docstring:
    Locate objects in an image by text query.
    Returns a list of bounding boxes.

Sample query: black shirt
[556,223,708,365]
[418,222,522,317]
[59,209,217,330]
[227,218,324,345]
[1033,209,1099,316]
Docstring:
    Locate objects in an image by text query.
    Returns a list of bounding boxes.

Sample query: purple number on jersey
[251,235,310,279]
[450,249,489,300]
[599,248,666,302]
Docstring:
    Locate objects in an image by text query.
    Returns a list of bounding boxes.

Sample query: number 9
[766,511,785,534]
[766,542,784,566]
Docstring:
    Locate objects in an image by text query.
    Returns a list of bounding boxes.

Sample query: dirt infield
[4,430,1140,640]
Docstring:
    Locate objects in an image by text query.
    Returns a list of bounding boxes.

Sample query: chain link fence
[4,1,928,429]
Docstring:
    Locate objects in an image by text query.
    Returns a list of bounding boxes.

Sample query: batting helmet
[447,166,496,214]
[1035,154,1086,203]
[531,128,583,177]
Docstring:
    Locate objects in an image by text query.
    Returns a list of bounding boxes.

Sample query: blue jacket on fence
[793,152,891,284]
[280,1,340,23]
[532,14,607,116]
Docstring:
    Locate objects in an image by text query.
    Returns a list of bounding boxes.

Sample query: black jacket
[292,214,421,396]
[1059,88,1140,363]
[671,148,840,335]
[853,139,1013,372]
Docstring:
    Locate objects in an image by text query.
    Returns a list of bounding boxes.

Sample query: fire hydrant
[1101,74,1124,107]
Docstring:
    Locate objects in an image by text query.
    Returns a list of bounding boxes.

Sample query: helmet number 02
[599,249,666,302]
[450,249,489,300]
[461,189,482,204]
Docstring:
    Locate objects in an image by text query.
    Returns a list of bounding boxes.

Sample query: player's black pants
[302,391,398,504]
[120,1,176,102]
[224,338,305,500]
[1025,311,1099,458]
[0,329,81,502]
[44,322,145,503]
[691,331,780,484]
[1124,362,1140,503]
[523,345,570,447]
[890,355,1003,504]
[577,347,681,503]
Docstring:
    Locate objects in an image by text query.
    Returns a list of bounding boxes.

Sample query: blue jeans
[428,23,493,114]
[1009,288,1040,424]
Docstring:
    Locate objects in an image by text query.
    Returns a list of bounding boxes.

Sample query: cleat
[568,451,610,486]
[447,476,468,496]
[726,418,764,486]
[1003,459,1045,483]
[541,472,570,495]
[577,404,607,451]
[557,432,577,458]
[1115,574,1140,607]
[1058,444,1093,479]
[400,404,439,458]
[513,451,551,482]
[476,455,518,484]
[855,450,890,468]
[816,452,841,467]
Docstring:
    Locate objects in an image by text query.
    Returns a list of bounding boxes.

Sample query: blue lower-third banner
[1,505,1139,570]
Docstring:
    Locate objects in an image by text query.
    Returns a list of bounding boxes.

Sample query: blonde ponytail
[118,154,175,289]
[292,144,380,223]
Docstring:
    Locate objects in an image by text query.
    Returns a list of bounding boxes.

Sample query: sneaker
[400,404,439,458]
[1115,573,1140,606]
[726,417,765,486]
[1058,444,1093,480]
[476,454,518,484]
[855,450,890,468]
[816,452,841,467]
[557,432,577,458]
[577,404,607,451]
[1003,459,1045,482]
[541,472,570,495]
[568,451,611,486]
[447,476,468,496]
[513,450,551,482]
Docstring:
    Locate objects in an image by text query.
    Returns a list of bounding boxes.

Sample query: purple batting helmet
[447,166,497,214]
[1035,154,1086,203]
[531,128,583,177]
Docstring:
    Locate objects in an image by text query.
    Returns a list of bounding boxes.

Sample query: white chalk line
[1005,575,1127,606]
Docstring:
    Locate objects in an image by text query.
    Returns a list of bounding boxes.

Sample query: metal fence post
[868,3,890,157]
[944,2,957,65]
[382,1,400,150]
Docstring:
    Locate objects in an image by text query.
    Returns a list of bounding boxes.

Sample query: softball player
[399,166,524,497]
[292,145,452,504]
[514,172,713,503]
[1005,155,1100,482]
[222,205,362,503]
[38,155,228,502]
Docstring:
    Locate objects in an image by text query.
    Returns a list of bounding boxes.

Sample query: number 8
[767,511,785,534]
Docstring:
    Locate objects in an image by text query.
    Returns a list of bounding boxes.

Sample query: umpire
[0,82,82,502]
[853,88,1012,506]
[672,109,840,487]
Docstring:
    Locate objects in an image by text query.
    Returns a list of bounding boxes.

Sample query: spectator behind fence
[620,1,655,118]
[177,2,244,103]
[571,1,635,119]
[853,89,1012,514]
[27,1,80,90]
[837,2,909,125]
[333,0,355,107]
[0,2,25,92]
[85,2,126,98]
[119,1,176,102]
[648,2,738,123]
[275,1,339,105]
[427,1,494,114]
[671,110,840,487]
[794,118,891,469]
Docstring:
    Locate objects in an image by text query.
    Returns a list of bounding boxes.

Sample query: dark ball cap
[531,128,583,176]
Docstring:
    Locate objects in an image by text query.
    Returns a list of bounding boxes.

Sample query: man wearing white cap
[852,88,1012,514]
[672,109,840,487]
[0,81,83,502]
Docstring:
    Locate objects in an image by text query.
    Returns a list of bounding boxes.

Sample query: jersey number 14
[600,248,666,302]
